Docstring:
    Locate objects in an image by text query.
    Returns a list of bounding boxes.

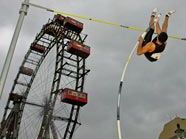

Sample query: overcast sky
[0,0,186,139]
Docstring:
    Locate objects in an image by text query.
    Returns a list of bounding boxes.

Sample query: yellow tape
[27,2,185,41]
[52,10,185,41]
[169,35,181,40]
[54,10,149,31]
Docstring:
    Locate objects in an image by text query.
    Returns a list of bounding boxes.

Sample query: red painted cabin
[61,88,88,106]
[20,66,33,76]
[67,41,90,58]
[9,93,24,103]
[63,17,83,33]
[30,43,46,53]
[54,14,65,25]
[43,23,57,36]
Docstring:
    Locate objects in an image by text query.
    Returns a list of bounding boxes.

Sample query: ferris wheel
[0,14,90,139]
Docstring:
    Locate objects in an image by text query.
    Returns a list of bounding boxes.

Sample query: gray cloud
[0,0,186,139]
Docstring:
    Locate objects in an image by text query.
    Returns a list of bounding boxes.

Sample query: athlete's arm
[137,40,155,55]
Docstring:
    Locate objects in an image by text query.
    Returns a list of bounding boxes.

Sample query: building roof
[159,117,186,139]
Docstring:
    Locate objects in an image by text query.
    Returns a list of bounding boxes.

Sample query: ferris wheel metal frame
[0,13,90,139]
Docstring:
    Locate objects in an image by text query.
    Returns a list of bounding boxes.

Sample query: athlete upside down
[137,8,175,62]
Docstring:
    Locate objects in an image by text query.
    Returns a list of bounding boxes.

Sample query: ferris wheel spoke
[21,111,42,128]
[21,109,42,128]
[54,104,70,119]
[54,123,64,139]
[20,111,43,139]
[22,120,30,139]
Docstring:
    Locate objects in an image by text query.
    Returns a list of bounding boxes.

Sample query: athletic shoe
[166,10,176,17]
[151,8,158,16]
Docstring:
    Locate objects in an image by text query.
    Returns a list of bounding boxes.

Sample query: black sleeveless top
[144,37,166,62]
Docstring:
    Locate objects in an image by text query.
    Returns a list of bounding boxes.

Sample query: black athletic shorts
[142,28,154,46]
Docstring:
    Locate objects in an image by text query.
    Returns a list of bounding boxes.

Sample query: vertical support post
[0,0,29,98]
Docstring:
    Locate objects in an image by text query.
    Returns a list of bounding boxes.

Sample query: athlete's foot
[166,10,176,17]
[151,8,158,17]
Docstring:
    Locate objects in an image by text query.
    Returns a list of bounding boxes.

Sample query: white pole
[116,42,138,139]
[0,0,29,98]
[117,31,147,139]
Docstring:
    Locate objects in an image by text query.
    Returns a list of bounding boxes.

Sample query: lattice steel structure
[0,14,90,139]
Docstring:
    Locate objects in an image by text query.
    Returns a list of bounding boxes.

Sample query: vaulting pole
[116,32,147,139]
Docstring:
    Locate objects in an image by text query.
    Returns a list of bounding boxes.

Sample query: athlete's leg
[149,15,155,29]
[154,14,162,34]
[162,10,176,32]
[149,8,158,29]
[155,22,162,34]
[161,16,169,33]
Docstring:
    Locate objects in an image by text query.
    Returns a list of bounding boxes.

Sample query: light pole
[0,0,29,98]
